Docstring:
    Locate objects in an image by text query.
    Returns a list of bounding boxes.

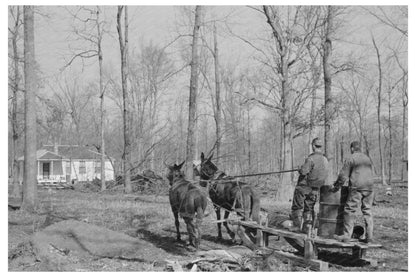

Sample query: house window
[79,161,86,174]
[95,161,101,174]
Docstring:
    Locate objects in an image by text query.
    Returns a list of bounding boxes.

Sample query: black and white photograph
[6,2,410,272]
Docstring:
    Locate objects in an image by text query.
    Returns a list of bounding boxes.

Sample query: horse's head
[166,161,185,186]
[199,152,218,180]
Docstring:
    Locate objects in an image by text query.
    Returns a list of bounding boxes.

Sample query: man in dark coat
[332,141,375,243]
[289,138,329,232]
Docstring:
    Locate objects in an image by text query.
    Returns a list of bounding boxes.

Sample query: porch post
[51,161,54,179]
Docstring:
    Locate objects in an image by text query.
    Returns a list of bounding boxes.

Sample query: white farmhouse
[18,145,115,185]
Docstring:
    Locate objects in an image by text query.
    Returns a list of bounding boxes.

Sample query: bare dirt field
[8,181,408,271]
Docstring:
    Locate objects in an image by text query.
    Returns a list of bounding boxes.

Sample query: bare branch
[61,50,98,71]
[234,91,282,112]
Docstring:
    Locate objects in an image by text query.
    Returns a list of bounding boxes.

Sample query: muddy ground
[8,182,408,271]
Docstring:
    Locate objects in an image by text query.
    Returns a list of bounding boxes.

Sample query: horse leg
[242,193,251,221]
[184,217,196,248]
[242,193,256,241]
[215,207,223,241]
[174,212,181,241]
[195,206,204,249]
[223,210,236,243]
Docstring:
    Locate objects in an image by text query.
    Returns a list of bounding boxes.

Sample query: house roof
[18,145,113,161]
[18,150,64,161]
[39,151,64,160]
[43,145,111,160]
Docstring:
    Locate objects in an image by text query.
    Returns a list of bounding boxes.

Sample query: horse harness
[203,171,245,214]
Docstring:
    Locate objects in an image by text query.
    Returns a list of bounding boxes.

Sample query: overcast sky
[30,6,405,81]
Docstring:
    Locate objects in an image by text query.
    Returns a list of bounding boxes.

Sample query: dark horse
[196,152,260,242]
[166,161,207,249]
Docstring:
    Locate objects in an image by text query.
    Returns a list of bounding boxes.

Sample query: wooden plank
[235,225,258,251]
[230,220,308,241]
[313,238,367,249]
[352,247,365,259]
[231,219,380,270]
[256,228,264,247]
[264,233,270,247]
[314,237,382,249]
[230,219,381,250]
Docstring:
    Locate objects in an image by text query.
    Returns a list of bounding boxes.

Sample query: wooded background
[8,6,408,205]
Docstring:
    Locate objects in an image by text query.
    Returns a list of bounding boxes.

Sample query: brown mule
[166,161,207,249]
[195,152,261,242]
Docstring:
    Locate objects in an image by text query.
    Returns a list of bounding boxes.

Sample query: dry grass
[8,181,408,271]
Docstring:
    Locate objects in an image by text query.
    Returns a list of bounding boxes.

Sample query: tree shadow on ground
[136,228,190,256]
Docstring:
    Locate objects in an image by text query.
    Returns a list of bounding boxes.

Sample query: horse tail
[196,205,204,221]
[250,189,260,224]
[196,191,207,221]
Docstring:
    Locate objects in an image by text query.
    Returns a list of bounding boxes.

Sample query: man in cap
[289,137,329,232]
[332,141,375,243]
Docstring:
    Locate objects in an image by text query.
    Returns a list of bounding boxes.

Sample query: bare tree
[371,35,387,186]
[185,5,202,179]
[9,6,22,198]
[262,6,294,196]
[323,5,335,180]
[213,22,222,167]
[51,75,94,145]
[338,73,376,168]
[127,43,174,172]
[392,53,408,181]
[365,6,408,37]
[260,6,321,200]
[22,5,37,211]
[306,43,322,149]
[64,6,108,190]
[117,6,132,193]
[97,8,106,191]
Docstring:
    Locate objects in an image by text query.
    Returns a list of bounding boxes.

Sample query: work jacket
[298,152,329,188]
[335,152,373,190]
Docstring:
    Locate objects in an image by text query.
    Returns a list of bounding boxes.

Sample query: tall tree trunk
[279,55,293,201]
[388,89,392,184]
[97,7,106,191]
[358,112,364,147]
[401,80,407,180]
[307,45,320,154]
[279,117,284,175]
[213,22,222,167]
[247,105,252,173]
[323,5,335,181]
[22,6,37,211]
[11,6,21,198]
[117,6,132,193]
[308,88,317,149]
[262,6,293,201]
[150,96,157,171]
[185,5,202,179]
[372,35,387,186]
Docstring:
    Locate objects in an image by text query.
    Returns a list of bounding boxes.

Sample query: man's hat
[312,137,323,147]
